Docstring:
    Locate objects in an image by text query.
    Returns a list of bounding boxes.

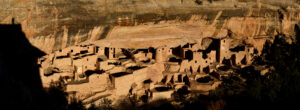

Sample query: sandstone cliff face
[1,0,300,53]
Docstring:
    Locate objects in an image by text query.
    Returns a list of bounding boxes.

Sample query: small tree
[195,0,203,5]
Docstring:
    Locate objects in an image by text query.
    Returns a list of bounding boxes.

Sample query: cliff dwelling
[2,0,300,109]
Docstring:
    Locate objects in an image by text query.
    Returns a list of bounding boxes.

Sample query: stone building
[96,46,106,56]
[53,57,72,68]
[105,47,123,59]
[110,72,134,96]
[55,49,69,58]
[219,37,260,66]
[156,46,173,62]
[151,90,174,100]
[133,48,154,62]
[38,35,269,103]
[220,37,233,63]
[82,55,99,72]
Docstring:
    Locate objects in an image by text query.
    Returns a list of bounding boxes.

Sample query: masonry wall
[97,47,106,56]
[114,74,134,96]
[156,47,172,62]
[53,58,72,67]
[82,55,98,71]
[152,90,174,100]
[220,38,232,62]
[133,68,148,83]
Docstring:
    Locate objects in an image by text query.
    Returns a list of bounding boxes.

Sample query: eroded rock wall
[1,0,300,53]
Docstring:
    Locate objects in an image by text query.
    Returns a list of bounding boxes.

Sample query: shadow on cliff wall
[0,23,84,110]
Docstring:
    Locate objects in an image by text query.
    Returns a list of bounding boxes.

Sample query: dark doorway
[185,50,193,61]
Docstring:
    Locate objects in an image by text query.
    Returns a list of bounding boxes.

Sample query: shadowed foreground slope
[0,24,84,110]
[0,23,45,109]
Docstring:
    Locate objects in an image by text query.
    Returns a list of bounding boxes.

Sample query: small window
[87,58,88,61]
[59,49,62,52]
[162,48,164,50]
[195,60,197,63]
[71,50,73,52]
[206,61,208,63]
